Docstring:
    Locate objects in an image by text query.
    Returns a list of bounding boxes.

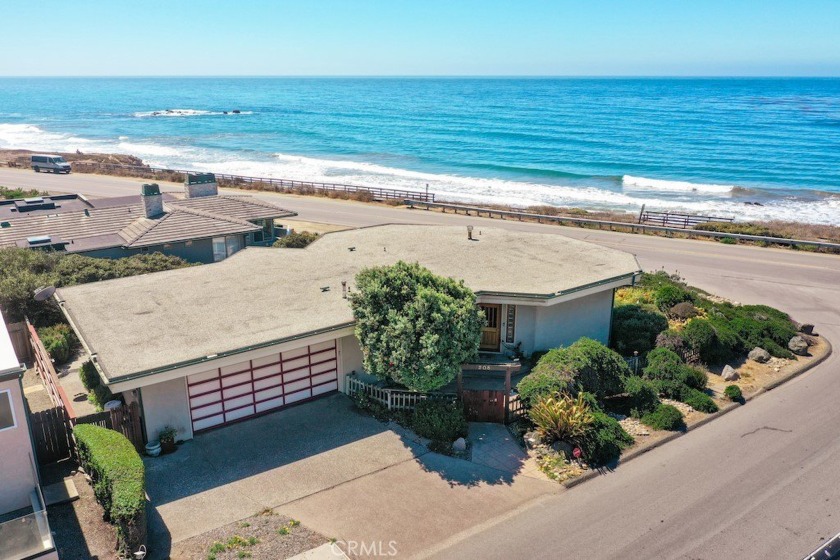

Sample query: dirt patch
[21,367,55,413]
[44,463,118,560]
[170,510,327,560]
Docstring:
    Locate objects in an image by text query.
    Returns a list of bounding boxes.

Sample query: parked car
[31,154,71,174]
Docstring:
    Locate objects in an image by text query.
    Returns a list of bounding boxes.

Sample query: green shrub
[87,384,114,411]
[545,338,630,399]
[650,379,687,400]
[681,365,708,390]
[611,305,669,355]
[719,237,737,245]
[273,231,319,248]
[669,301,699,320]
[724,385,743,401]
[655,330,686,354]
[528,393,594,443]
[682,318,734,364]
[641,404,685,431]
[694,221,790,238]
[623,376,660,418]
[517,364,575,406]
[37,323,77,365]
[79,360,100,391]
[681,388,718,413]
[575,408,634,466]
[73,424,145,555]
[411,399,468,443]
[0,185,44,199]
[654,285,692,311]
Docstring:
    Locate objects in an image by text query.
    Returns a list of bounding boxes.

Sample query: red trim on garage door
[187,340,339,433]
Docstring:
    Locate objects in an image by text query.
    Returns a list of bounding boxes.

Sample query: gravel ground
[170,510,327,560]
[661,398,696,416]
[21,367,55,413]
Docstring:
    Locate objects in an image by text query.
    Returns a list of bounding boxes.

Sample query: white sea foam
[623,175,735,195]
[133,109,253,117]
[2,122,838,225]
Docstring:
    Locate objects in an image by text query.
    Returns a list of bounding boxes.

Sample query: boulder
[452,437,467,452]
[551,440,574,460]
[788,336,809,356]
[748,347,771,363]
[722,365,740,381]
[523,431,543,450]
[799,323,815,335]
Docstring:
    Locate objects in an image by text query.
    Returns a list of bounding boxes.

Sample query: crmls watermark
[331,540,399,557]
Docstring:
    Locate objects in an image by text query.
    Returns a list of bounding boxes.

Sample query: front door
[479,304,501,352]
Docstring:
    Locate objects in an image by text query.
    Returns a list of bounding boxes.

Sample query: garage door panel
[253,363,281,379]
[313,381,338,396]
[285,388,312,404]
[225,405,256,422]
[188,340,337,433]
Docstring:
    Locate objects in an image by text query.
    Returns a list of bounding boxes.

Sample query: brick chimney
[185,173,218,198]
[141,183,164,217]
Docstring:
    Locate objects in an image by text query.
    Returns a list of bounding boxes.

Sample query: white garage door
[187,340,339,433]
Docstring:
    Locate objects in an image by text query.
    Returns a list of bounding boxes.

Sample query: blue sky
[2,0,839,76]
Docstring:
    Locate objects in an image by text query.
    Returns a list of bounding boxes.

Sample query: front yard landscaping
[514,270,827,483]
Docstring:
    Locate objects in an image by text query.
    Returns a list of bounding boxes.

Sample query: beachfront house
[0,173,296,263]
[0,311,58,560]
[54,225,641,442]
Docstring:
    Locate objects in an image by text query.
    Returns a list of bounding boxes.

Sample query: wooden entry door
[462,389,507,423]
[480,304,501,352]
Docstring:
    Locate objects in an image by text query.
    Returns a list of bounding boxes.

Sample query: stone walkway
[469,422,546,479]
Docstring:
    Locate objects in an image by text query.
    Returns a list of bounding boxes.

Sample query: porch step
[42,477,79,506]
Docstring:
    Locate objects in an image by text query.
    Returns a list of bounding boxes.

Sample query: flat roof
[57,225,640,383]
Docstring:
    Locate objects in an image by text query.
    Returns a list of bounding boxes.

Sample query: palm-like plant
[529,393,594,442]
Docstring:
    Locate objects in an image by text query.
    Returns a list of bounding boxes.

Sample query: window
[225,235,243,256]
[212,237,226,262]
[0,389,16,431]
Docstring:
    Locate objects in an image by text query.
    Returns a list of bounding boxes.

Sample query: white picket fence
[345,374,457,411]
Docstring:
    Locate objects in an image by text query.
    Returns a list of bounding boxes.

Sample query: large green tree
[350,261,484,392]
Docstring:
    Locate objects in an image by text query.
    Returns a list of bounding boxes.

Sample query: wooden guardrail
[404,200,840,252]
[68,161,436,202]
[639,209,734,229]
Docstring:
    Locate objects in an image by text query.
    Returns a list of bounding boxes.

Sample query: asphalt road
[4,168,840,559]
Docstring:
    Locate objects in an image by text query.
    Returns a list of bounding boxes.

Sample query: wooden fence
[28,323,76,421]
[30,407,73,465]
[506,392,526,423]
[6,321,32,363]
[76,402,144,453]
[69,161,436,202]
[639,209,734,229]
[345,374,458,411]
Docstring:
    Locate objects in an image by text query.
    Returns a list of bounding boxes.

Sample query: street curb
[563,336,833,490]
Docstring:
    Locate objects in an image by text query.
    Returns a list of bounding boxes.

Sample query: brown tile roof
[0,205,144,250]
[120,206,259,248]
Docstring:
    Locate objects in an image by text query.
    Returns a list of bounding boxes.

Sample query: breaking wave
[133,109,253,117]
[622,175,735,195]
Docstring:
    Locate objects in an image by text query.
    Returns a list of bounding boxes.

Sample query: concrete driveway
[145,394,425,555]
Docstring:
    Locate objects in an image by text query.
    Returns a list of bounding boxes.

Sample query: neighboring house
[0,173,296,263]
[55,225,641,442]
[0,311,57,560]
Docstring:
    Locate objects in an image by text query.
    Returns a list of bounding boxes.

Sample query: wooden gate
[462,389,507,423]
[30,407,73,464]
[76,402,144,453]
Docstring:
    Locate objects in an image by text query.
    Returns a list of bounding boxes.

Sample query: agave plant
[529,393,594,443]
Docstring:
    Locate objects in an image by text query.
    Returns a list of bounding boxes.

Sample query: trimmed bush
[272,231,319,248]
[79,360,100,392]
[681,388,719,413]
[73,424,145,555]
[681,365,708,390]
[724,385,743,401]
[654,285,692,311]
[682,318,733,364]
[88,385,114,411]
[669,301,699,320]
[643,348,684,381]
[517,364,575,407]
[650,379,687,400]
[575,407,634,466]
[623,376,660,418]
[641,404,685,431]
[411,399,468,443]
[611,305,669,355]
[37,323,77,365]
[529,393,594,443]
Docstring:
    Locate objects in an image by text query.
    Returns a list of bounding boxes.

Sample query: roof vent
[27,235,52,245]
[23,197,44,204]
[348,247,356,252]
[321,286,330,292]
[0,221,10,228]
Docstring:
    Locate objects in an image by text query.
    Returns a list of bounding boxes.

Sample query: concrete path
[469,423,545,480]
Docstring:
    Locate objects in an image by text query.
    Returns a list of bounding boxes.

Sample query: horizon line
[1,74,839,79]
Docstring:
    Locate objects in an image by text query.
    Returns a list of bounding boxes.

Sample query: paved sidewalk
[469,423,546,480]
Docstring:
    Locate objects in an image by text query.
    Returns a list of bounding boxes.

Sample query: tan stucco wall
[338,334,365,393]
[141,377,193,443]
[0,377,38,514]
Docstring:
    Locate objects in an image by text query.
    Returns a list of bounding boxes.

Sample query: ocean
[0,77,838,224]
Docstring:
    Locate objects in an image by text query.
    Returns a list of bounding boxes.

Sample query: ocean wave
[622,175,735,195]
[133,109,253,117]
[2,122,838,225]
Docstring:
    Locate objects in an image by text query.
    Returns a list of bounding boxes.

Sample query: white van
[31,154,71,174]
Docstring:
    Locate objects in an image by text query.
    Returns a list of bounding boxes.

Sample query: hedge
[641,404,685,431]
[37,323,77,365]
[74,424,145,554]
[611,305,669,355]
